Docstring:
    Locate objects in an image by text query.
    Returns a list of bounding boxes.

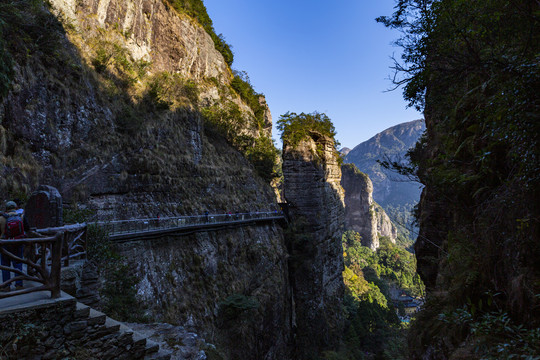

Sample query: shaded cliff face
[0,0,274,217]
[401,1,540,358]
[116,224,291,360]
[0,2,290,359]
[341,164,396,250]
[282,134,345,357]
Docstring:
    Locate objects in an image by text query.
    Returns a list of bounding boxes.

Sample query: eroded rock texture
[116,224,291,360]
[282,134,345,358]
[341,164,396,250]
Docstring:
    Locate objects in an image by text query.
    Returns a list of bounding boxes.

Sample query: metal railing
[93,211,284,237]
[0,233,63,299]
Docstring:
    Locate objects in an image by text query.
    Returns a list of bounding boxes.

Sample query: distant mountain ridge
[344,119,425,244]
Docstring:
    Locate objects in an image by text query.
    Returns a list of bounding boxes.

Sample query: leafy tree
[277,111,339,148]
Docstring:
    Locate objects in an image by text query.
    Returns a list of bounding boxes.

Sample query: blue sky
[203,0,423,149]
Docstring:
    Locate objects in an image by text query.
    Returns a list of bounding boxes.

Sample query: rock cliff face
[1,0,272,217]
[344,119,425,208]
[116,225,291,360]
[282,134,345,357]
[341,164,396,250]
[0,1,290,359]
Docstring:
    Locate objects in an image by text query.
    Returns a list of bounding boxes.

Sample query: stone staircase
[71,302,171,359]
[0,290,171,359]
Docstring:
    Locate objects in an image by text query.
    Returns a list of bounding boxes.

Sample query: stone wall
[282,134,345,358]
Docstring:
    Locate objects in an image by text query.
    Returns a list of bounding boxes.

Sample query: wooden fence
[0,233,63,299]
[0,224,87,299]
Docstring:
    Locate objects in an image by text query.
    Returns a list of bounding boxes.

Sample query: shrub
[277,111,339,149]
[230,70,266,125]
[218,293,259,322]
[147,72,199,110]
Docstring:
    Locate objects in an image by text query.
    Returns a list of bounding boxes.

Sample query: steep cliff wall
[341,163,396,250]
[393,1,540,358]
[0,0,274,217]
[0,1,290,359]
[115,224,291,360]
[282,133,345,357]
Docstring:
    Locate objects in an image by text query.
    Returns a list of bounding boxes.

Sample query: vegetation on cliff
[332,230,425,359]
[166,0,233,66]
[379,0,540,357]
[278,112,338,148]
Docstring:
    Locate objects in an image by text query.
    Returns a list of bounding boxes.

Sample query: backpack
[3,213,25,239]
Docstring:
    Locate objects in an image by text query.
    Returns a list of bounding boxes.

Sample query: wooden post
[49,232,63,298]
[63,232,69,267]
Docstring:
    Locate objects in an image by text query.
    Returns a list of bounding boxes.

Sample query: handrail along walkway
[92,211,285,241]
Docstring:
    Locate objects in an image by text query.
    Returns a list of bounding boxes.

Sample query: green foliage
[341,230,420,357]
[230,70,266,125]
[381,0,540,357]
[90,37,151,90]
[101,261,146,322]
[0,37,13,99]
[203,103,280,182]
[218,293,259,322]
[85,224,147,322]
[343,231,424,298]
[277,111,339,149]
[166,0,233,65]
[62,206,95,224]
[0,0,67,100]
[0,320,43,358]
[243,136,280,182]
[438,306,540,359]
[202,103,246,143]
[147,72,199,110]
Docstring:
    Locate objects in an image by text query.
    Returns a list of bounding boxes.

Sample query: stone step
[144,338,160,355]
[74,302,90,319]
[145,347,172,360]
[73,301,166,359]
[104,317,122,333]
[87,308,107,326]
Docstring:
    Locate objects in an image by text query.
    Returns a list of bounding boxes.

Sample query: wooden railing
[37,224,87,267]
[0,232,63,299]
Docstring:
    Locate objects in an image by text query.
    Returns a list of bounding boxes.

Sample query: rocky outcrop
[0,0,273,218]
[374,203,398,241]
[282,133,345,358]
[341,164,378,249]
[25,185,64,229]
[341,164,397,250]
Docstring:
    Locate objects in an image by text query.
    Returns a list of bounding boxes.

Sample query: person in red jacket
[0,201,27,291]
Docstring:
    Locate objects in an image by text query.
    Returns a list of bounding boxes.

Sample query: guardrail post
[49,232,63,298]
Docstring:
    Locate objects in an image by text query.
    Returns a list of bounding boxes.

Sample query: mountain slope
[344,119,425,244]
